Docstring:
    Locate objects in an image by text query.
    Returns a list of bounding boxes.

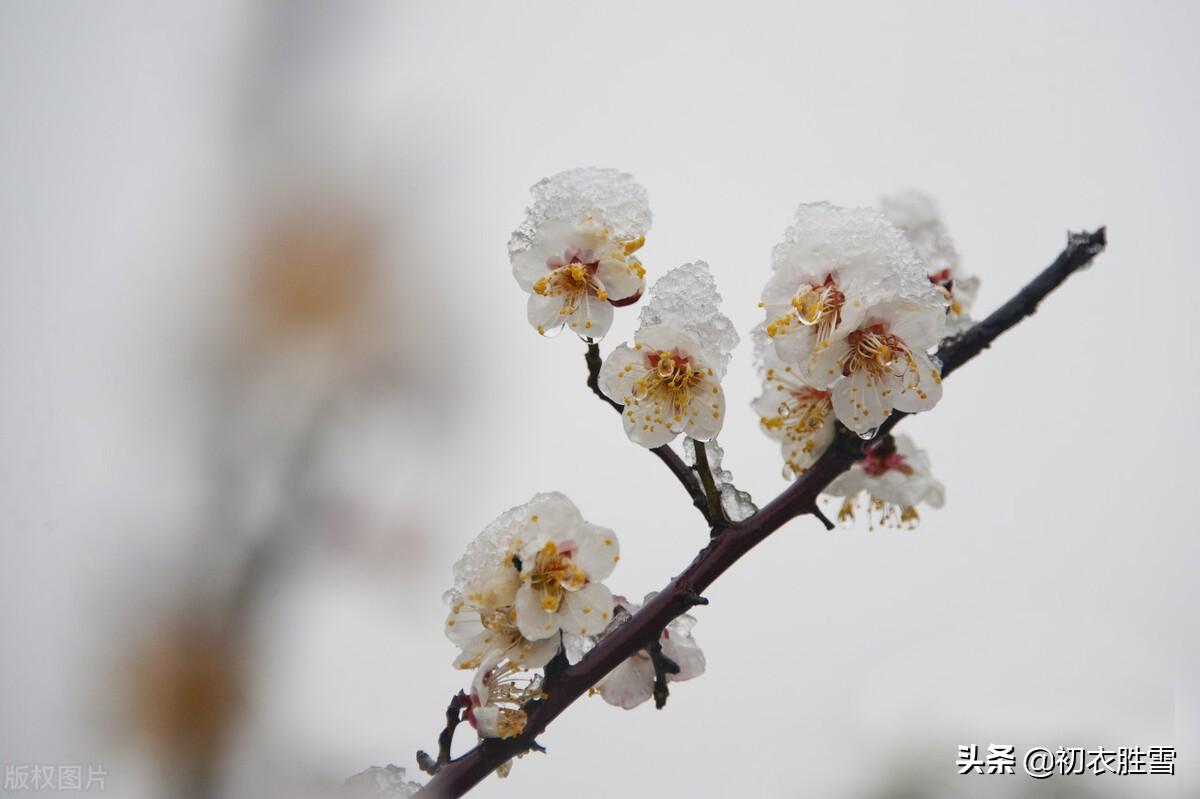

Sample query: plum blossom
[760,203,947,435]
[509,168,651,340]
[881,190,980,333]
[508,496,619,642]
[465,652,545,740]
[823,434,945,529]
[599,262,738,448]
[444,493,606,671]
[595,594,706,710]
[814,298,946,436]
[752,327,835,478]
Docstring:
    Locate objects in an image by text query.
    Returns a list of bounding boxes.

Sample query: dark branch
[585,342,716,524]
[417,692,470,776]
[415,228,1106,798]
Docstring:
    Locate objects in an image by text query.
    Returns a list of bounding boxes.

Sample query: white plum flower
[761,203,934,386]
[599,262,738,448]
[596,594,706,710]
[508,495,619,642]
[810,298,946,436]
[509,167,651,340]
[444,494,586,671]
[465,652,545,740]
[823,434,945,529]
[752,328,835,479]
[880,190,980,333]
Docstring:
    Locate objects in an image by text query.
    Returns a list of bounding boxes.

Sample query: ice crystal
[507,167,651,261]
[344,765,421,797]
[879,190,960,276]
[683,437,758,522]
[638,261,740,377]
[767,201,938,308]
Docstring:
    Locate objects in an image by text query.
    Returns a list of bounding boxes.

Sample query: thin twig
[416,228,1106,798]
[417,692,470,776]
[691,439,727,532]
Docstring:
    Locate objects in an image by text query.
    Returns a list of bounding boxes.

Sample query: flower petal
[661,635,706,682]
[597,655,656,709]
[571,523,620,583]
[890,349,943,413]
[514,583,560,641]
[598,344,645,405]
[528,293,568,337]
[565,291,614,340]
[596,256,644,303]
[831,369,888,435]
[451,629,494,670]
[510,634,561,669]
[621,398,678,448]
[445,608,485,648]
[683,378,725,441]
[559,583,614,637]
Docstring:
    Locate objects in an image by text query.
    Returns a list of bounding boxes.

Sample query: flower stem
[691,440,726,532]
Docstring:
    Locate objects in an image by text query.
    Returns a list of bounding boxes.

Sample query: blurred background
[1,1,1197,797]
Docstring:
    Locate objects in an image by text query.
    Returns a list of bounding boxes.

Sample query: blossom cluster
[438,174,979,766]
[444,492,704,757]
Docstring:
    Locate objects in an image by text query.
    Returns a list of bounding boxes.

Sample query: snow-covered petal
[509,168,651,341]
[637,262,738,377]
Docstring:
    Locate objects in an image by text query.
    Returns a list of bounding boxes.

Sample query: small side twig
[417,692,470,776]
[646,641,680,710]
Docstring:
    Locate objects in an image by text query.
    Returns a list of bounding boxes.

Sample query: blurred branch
[416,228,1107,798]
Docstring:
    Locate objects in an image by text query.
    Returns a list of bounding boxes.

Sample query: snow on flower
[752,326,835,479]
[759,203,948,436]
[509,167,651,340]
[761,203,919,383]
[816,298,946,436]
[880,190,980,333]
[469,494,619,642]
[599,262,739,448]
[465,652,545,740]
[823,433,945,529]
[595,594,706,710]
[444,493,602,671]
[344,765,422,797]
